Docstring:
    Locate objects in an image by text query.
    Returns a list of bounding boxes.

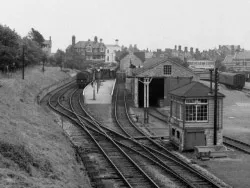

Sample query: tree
[21,37,43,65]
[54,49,65,69]
[28,28,45,47]
[215,59,226,72]
[0,24,20,70]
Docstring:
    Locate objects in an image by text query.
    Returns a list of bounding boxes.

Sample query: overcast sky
[1,0,250,52]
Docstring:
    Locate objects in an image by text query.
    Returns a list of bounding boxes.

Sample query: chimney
[100,38,103,43]
[219,45,221,50]
[184,46,188,53]
[49,36,51,41]
[195,48,199,53]
[115,39,119,45]
[231,45,235,55]
[72,35,75,46]
[190,47,193,54]
[94,36,98,43]
[178,45,181,52]
[174,45,177,50]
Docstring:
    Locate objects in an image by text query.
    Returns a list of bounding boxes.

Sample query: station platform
[83,79,116,104]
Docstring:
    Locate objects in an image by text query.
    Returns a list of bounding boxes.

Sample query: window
[171,100,182,120]
[86,46,92,52]
[172,128,175,136]
[177,131,180,139]
[163,65,172,75]
[185,99,208,122]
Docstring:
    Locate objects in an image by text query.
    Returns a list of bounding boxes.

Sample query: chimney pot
[72,35,76,46]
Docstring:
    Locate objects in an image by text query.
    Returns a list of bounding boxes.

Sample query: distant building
[218,45,241,56]
[42,36,52,56]
[105,39,121,63]
[66,36,106,61]
[223,50,250,72]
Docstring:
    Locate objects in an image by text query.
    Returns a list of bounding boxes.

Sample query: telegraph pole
[214,68,218,145]
[22,45,25,80]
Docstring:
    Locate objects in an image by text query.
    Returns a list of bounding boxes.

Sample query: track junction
[41,79,229,188]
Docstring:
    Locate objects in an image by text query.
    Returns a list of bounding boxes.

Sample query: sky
[1,0,250,53]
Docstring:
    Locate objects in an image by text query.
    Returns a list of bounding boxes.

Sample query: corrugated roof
[169,81,225,98]
[132,57,195,76]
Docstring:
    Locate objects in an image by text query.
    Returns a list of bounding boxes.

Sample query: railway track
[42,80,227,188]
[45,82,163,188]
[148,108,169,123]
[111,83,225,188]
[114,84,146,138]
[223,136,250,154]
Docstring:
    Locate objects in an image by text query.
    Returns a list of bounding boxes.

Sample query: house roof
[116,51,129,61]
[134,52,145,62]
[234,50,250,60]
[132,57,195,76]
[74,41,105,48]
[169,81,225,98]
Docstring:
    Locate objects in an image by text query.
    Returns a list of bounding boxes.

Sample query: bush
[0,141,53,176]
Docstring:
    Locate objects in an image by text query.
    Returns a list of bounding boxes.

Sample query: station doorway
[138,78,164,107]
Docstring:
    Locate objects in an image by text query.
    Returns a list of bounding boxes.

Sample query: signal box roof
[169,81,225,98]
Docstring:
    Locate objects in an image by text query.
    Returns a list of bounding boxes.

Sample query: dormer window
[86,46,92,52]
[100,47,104,52]
[163,65,172,75]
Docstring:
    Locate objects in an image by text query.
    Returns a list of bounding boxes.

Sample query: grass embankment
[0,66,90,188]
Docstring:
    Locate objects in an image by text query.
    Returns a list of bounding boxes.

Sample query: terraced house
[67,35,106,61]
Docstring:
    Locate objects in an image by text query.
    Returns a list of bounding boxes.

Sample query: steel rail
[48,86,133,188]
[77,84,221,187]
[120,84,223,188]
[223,136,250,154]
[48,84,160,188]
[69,89,160,188]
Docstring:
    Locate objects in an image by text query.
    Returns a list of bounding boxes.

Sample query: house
[67,36,106,61]
[42,36,52,56]
[105,39,121,63]
[223,51,250,72]
[169,81,225,151]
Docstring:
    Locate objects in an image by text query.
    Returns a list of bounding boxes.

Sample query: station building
[128,58,199,108]
[168,82,225,151]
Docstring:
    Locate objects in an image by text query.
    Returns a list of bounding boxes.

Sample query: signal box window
[164,65,172,75]
[185,98,208,122]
